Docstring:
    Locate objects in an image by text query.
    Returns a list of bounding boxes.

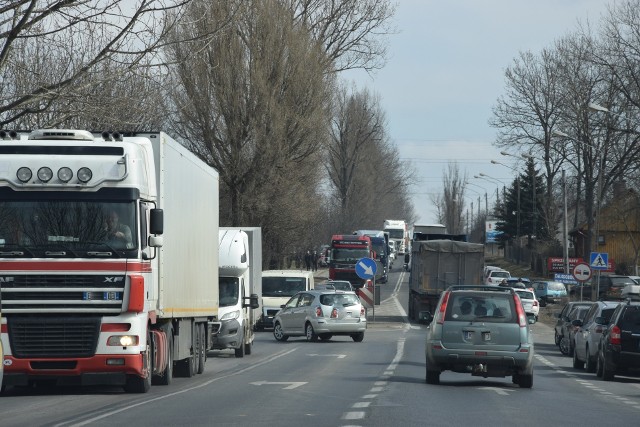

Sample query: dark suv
[596,300,640,380]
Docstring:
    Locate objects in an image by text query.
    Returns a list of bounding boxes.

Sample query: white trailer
[0,129,218,393]
[213,227,261,357]
[384,219,409,255]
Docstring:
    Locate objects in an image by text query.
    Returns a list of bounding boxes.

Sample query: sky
[342,0,620,225]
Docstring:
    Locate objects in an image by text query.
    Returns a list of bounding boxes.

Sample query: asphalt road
[1,267,639,426]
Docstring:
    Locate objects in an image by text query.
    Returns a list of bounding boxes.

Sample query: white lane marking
[250,381,306,390]
[342,412,366,420]
[535,354,640,410]
[352,402,371,408]
[370,387,383,392]
[479,387,512,396]
[307,353,347,358]
[362,394,377,399]
[56,347,300,427]
[374,381,387,386]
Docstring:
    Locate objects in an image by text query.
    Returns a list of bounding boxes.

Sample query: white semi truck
[213,227,261,357]
[384,219,409,255]
[0,129,219,393]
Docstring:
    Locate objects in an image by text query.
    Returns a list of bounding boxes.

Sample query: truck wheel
[197,323,206,374]
[124,332,153,393]
[244,340,252,355]
[234,341,245,358]
[153,328,173,385]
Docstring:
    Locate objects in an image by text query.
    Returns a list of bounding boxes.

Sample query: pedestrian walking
[304,250,312,271]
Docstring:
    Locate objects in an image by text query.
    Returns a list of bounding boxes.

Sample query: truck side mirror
[244,293,260,309]
[150,208,164,235]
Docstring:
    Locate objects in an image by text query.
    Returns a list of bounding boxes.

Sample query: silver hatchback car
[273,289,366,342]
[424,286,534,388]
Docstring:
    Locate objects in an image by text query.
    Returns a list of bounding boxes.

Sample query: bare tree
[164,0,332,265]
[288,0,396,72]
[431,162,466,234]
[0,0,196,128]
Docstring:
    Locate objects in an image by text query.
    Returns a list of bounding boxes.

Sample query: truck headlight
[221,310,240,321]
[107,335,139,346]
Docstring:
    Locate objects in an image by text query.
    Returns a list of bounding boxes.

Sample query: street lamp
[501,151,538,244]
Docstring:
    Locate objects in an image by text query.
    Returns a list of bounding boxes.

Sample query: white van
[258,270,315,330]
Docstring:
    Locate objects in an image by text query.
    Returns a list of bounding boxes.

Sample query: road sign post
[355,257,377,321]
[572,263,592,301]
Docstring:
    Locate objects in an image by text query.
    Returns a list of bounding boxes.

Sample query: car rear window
[549,282,566,291]
[320,293,359,307]
[620,307,640,333]
[601,308,616,321]
[491,271,510,278]
[445,293,516,323]
[610,277,636,287]
[515,290,535,300]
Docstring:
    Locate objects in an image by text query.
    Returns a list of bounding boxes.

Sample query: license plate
[464,331,473,340]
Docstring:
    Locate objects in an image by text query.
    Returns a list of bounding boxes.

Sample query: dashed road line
[535,354,640,411]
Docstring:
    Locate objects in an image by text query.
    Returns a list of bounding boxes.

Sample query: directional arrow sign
[250,381,307,390]
[355,257,377,280]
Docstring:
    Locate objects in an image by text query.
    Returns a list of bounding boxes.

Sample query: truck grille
[0,274,126,314]
[8,316,101,358]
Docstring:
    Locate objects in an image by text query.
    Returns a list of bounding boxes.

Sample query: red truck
[329,234,374,288]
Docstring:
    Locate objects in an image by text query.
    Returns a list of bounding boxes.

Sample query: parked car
[423,286,534,388]
[559,304,592,356]
[572,301,621,372]
[272,289,366,342]
[554,301,593,352]
[531,280,567,306]
[514,289,539,323]
[485,269,511,286]
[572,275,638,300]
[316,280,354,292]
[597,300,640,380]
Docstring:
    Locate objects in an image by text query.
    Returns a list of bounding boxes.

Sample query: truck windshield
[0,199,137,256]
[386,229,404,239]
[262,277,306,297]
[332,248,370,262]
[219,277,240,307]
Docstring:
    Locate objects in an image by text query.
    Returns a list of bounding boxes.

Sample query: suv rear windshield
[547,282,566,291]
[445,293,516,323]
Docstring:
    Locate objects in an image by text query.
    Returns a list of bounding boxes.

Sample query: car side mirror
[418,311,433,325]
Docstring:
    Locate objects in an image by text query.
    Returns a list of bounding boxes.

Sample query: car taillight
[513,294,527,327]
[360,306,365,317]
[316,307,323,317]
[436,291,450,324]
[533,300,539,307]
[610,325,621,345]
[331,308,338,318]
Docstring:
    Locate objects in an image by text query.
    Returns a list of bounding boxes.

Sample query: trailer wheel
[197,323,206,374]
[124,331,153,393]
[153,327,173,386]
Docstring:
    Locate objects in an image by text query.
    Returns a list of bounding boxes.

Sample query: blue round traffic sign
[355,257,377,280]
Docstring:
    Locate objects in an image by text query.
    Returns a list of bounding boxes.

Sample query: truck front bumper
[2,353,143,387]
[210,319,243,350]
